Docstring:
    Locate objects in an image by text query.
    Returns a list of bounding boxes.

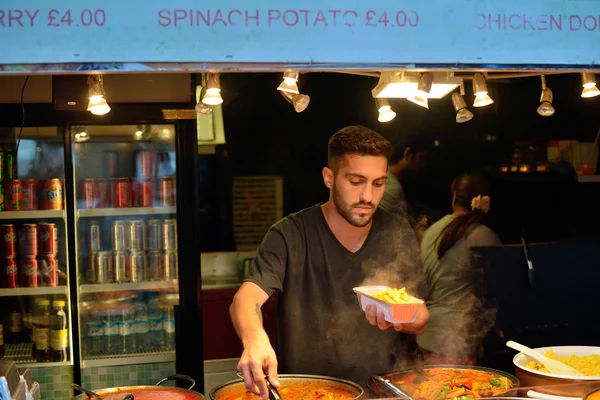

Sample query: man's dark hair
[389,134,432,164]
[328,125,394,171]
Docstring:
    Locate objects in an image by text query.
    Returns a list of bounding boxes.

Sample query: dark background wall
[201,72,600,250]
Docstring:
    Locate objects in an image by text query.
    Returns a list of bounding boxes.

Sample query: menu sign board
[0,0,599,65]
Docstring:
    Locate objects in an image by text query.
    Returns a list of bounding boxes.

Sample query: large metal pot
[73,374,204,400]
[209,375,363,400]
[513,346,600,397]
[369,365,519,398]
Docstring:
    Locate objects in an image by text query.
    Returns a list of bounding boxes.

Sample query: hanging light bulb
[407,72,432,109]
[281,91,310,113]
[87,75,111,115]
[195,81,214,115]
[375,98,396,122]
[277,71,300,94]
[202,73,223,105]
[537,75,555,117]
[407,93,428,109]
[581,72,600,98]
[452,82,474,123]
[472,73,494,107]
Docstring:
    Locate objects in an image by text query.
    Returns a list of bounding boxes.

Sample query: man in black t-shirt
[230,125,430,399]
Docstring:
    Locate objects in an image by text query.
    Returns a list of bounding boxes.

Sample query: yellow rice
[526,349,600,376]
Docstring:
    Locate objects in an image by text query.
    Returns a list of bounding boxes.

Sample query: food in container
[353,285,423,324]
[513,345,600,397]
[526,348,600,377]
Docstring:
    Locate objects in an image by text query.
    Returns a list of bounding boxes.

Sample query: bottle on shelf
[5,298,22,344]
[0,314,4,359]
[23,298,33,344]
[147,293,164,350]
[85,301,103,357]
[31,298,43,359]
[134,296,149,353]
[50,300,68,362]
[34,299,50,362]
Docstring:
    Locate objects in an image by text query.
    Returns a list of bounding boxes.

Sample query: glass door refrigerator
[0,126,75,399]
[69,124,181,390]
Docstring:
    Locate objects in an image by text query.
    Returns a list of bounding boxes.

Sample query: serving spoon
[506,341,584,377]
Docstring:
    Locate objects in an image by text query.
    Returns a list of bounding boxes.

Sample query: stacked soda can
[87,218,178,283]
[1,176,63,212]
[0,223,59,288]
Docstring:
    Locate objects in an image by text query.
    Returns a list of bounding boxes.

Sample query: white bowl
[513,346,600,381]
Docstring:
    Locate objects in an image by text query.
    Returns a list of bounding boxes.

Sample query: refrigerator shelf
[0,286,68,297]
[4,342,72,367]
[82,351,176,368]
[79,280,178,294]
[77,206,176,218]
[0,210,65,220]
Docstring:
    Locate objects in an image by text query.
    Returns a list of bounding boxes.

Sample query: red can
[131,178,140,207]
[140,180,155,207]
[136,150,156,179]
[82,179,98,209]
[2,257,18,288]
[160,177,176,206]
[97,179,109,208]
[108,178,118,208]
[19,224,37,256]
[0,224,16,257]
[38,223,58,256]
[42,178,63,210]
[20,256,38,287]
[117,178,131,207]
[103,151,119,178]
[5,179,23,211]
[22,179,38,210]
[38,255,58,287]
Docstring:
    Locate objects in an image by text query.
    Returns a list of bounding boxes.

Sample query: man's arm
[230,281,279,399]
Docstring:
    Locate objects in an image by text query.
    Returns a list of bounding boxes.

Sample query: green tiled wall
[81,362,176,391]
[29,365,73,400]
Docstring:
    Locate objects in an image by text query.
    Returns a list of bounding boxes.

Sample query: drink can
[0,151,4,180]
[131,178,140,207]
[19,224,38,256]
[160,177,176,207]
[93,251,113,283]
[82,179,97,209]
[103,151,119,178]
[129,220,146,251]
[2,257,17,288]
[113,251,129,283]
[20,256,38,287]
[111,220,130,251]
[108,178,118,208]
[135,150,156,179]
[163,250,178,280]
[146,220,162,250]
[38,255,58,287]
[97,179,109,208]
[38,223,58,255]
[147,250,164,281]
[0,182,4,211]
[5,153,14,180]
[162,219,177,250]
[117,178,131,207]
[22,179,38,210]
[0,224,16,256]
[5,179,23,211]
[129,251,146,282]
[43,178,63,210]
[140,180,155,207]
[88,221,101,252]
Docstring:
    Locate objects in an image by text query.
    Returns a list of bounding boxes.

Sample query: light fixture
[452,82,474,123]
[407,93,428,109]
[537,75,555,117]
[581,72,600,98]
[375,98,396,122]
[277,71,300,94]
[202,73,223,105]
[87,75,111,115]
[195,87,214,115]
[407,72,433,109]
[472,73,494,107]
[73,128,90,143]
[371,71,461,99]
[281,91,310,113]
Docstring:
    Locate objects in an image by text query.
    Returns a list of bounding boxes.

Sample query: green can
[5,153,14,180]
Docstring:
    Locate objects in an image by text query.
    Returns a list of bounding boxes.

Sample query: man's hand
[364,303,429,334]
[237,333,280,400]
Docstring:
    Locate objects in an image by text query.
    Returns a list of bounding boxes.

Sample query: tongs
[371,375,413,400]
[236,371,282,400]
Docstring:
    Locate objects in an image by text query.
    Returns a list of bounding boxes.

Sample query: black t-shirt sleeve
[244,225,288,296]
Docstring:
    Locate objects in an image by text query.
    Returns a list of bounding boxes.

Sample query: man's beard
[332,184,375,228]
